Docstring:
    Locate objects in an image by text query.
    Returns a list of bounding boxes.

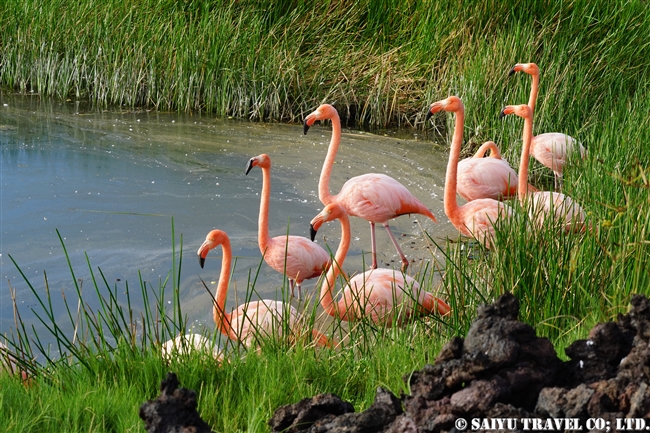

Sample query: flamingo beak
[309,223,318,241]
[425,109,433,122]
[245,158,255,175]
[508,67,517,77]
[199,255,206,268]
[436,298,452,316]
[499,108,508,119]
[303,120,310,135]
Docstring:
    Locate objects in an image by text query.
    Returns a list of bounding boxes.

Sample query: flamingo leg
[382,222,409,272]
[289,279,298,299]
[554,172,563,192]
[369,222,378,269]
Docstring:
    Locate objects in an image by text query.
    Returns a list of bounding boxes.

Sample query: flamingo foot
[400,258,409,273]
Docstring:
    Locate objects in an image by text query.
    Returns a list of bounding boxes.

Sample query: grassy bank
[1,0,650,432]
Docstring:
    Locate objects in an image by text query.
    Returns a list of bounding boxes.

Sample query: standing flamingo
[457,140,537,202]
[198,229,330,348]
[426,96,514,247]
[303,103,437,272]
[508,62,587,190]
[245,153,330,299]
[500,104,586,231]
[309,203,450,325]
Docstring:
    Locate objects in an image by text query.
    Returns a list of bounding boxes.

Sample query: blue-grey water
[0,95,455,353]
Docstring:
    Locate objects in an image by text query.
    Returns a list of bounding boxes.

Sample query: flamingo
[245,154,330,299]
[303,103,437,272]
[426,96,514,247]
[309,203,450,325]
[161,334,224,362]
[508,62,587,190]
[0,341,28,382]
[500,104,586,232]
[456,140,538,201]
[198,229,330,348]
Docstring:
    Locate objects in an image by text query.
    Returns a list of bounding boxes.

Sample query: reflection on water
[0,95,457,348]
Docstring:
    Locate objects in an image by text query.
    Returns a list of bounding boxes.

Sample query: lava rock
[139,372,215,433]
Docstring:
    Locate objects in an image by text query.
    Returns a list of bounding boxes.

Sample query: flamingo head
[426,96,463,121]
[303,103,339,134]
[197,229,229,268]
[499,104,532,120]
[309,203,347,241]
[245,153,271,175]
[508,62,539,77]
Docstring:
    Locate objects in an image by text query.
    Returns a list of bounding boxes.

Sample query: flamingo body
[304,104,437,271]
[309,203,450,326]
[457,155,519,201]
[198,229,330,348]
[427,96,514,248]
[336,173,436,223]
[246,154,330,298]
[162,334,224,362]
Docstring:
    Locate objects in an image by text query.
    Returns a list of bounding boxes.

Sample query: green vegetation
[1,0,650,432]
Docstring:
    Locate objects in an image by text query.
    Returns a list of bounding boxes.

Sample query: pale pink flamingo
[426,96,514,247]
[500,104,586,231]
[457,140,538,201]
[245,154,330,299]
[161,334,224,362]
[509,62,587,190]
[309,203,450,325]
[303,104,437,272]
[198,229,330,348]
[0,341,29,382]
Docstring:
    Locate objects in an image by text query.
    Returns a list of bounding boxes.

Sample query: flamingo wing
[456,199,513,246]
[457,157,519,201]
[265,235,330,283]
[229,300,299,346]
[530,133,584,174]
[337,173,435,223]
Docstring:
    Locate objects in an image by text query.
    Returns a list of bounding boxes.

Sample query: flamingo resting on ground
[426,96,514,247]
[198,229,330,348]
[303,103,437,272]
[309,203,450,325]
[245,154,330,299]
[161,334,224,362]
[456,140,537,201]
[500,104,586,232]
[509,62,587,191]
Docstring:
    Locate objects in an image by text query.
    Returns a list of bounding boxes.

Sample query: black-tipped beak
[425,110,433,122]
[303,121,310,135]
[508,67,516,77]
[199,255,205,268]
[245,158,254,175]
[499,108,507,119]
[310,224,317,241]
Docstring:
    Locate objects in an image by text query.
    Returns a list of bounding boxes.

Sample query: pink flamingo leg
[383,222,409,272]
[369,222,378,270]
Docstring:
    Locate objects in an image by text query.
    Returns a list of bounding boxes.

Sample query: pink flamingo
[303,104,437,272]
[245,154,330,299]
[500,104,586,231]
[198,229,330,348]
[457,140,538,201]
[309,203,450,325]
[509,63,587,190]
[426,96,514,247]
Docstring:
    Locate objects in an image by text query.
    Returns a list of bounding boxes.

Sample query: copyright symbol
[455,417,468,431]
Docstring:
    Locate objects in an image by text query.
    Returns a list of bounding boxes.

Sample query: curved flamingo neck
[474,141,500,159]
[320,213,351,317]
[444,105,465,219]
[528,70,539,113]
[518,112,534,201]
[257,164,272,253]
[214,239,233,336]
[319,111,341,205]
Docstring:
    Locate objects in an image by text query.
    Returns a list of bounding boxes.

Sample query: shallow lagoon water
[0,95,458,347]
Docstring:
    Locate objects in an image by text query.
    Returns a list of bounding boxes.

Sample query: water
[0,95,457,348]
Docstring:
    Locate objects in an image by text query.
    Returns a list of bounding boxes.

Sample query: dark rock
[269,292,650,432]
[268,393,354,433]
[139,372,215,433]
